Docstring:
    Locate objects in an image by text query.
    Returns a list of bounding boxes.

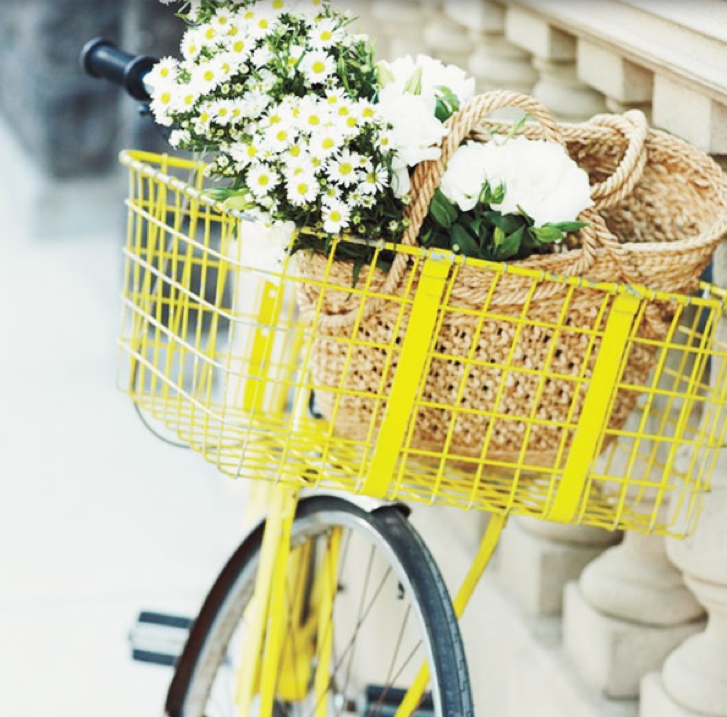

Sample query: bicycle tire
[166,495,473,717]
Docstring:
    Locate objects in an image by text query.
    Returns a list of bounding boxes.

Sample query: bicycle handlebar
[81,38,157,101]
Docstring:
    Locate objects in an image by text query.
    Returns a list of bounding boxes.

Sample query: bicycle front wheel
[166,495,472,717]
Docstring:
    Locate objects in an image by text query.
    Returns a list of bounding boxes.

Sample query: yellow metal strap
[364,257,451,498]
[548,291,641,523]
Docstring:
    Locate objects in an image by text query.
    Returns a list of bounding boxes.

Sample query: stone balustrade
[363,2,727,716]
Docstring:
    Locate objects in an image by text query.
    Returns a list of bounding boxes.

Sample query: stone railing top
[505,0,727,106]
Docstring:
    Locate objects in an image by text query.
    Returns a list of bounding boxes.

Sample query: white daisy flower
[212,9,233,30]
[200,23,221,47]
[323,88,346,109]
[300,50,336,85]
[148,57,178,89]
[323,185,342,203]
[286,170,320,206]
[357,100,377,125]
[308,126,345,159]
[170,84,200,113]
[285,45,306,75]
[225,34,251,60]
[309,18,343,49]
[210,99,236,125]
[192,57,227,94]
[192,105,214,134]
[241,90,272,118]
[327,150,362,187]
[230,138,263,167]
[322,199,351,234]
[252,46,275,69]
[347,189,365,207]
[264,123,296,152]
[181,28,204,60]
[245,8,278,40]
[169,129,191,149]
[298,98,325,131]
[360,164,389,194]
[150,89,175,126]
[247,163,280,198]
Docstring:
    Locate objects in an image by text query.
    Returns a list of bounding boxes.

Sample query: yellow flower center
[233,40,245,52]
[322,138,335,150]
[297,183,309,195]
[320,30,332,41]
[273,0,284,8]
[200,112,210,123]
[258,19,269,29]
[339,162,353,176]
[329,210,342,222]
[160,92,172,104]
[362,107,375,118]
[276,130,287,141]
[290,146,301,157]
[218,107,228,117]
[258,175,269,186]
[312,61,326,74]
[218,16,228,25]
[184,95,194,106]
[204,70,215,82]
[247,146,258,157]
[337,106,349,116]
[308,115,320,126]
[205,28,216,40]
[160,67,170,78]
[346,117,357,128]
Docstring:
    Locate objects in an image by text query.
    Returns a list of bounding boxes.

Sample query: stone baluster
[576,40,653,120]
[423,1,473,69]
[497,517,619,616]
[651,75,727,155]
[464,0,537,94]
[563,296,706,698]
[641,241,727,717]
[503,6,606,122]
[369,1,434,62]
[564,504,704,697]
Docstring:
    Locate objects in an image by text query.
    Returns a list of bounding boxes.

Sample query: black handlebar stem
[81,38,157,101]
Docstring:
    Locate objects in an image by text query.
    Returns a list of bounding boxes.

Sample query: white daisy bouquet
[149,0,593,265]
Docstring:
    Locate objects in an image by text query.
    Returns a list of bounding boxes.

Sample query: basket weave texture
[295,91,727,465]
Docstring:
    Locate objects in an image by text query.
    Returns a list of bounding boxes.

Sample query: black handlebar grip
[81,38,157,101]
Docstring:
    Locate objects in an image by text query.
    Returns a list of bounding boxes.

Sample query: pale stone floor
[0,202,254,714]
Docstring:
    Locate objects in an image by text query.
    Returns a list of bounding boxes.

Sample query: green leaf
[503,112,530,142]
[404,66,423,95]
[544,221,589,233]
[495,225,525,260]
[530,225,563,244]
[490,212,522,235]
[493,226,506,248]
[375,62,395,87]
[429,190,458,229]
[451,223,480,257]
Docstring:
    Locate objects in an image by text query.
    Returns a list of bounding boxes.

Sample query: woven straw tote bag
[295,90,727,466]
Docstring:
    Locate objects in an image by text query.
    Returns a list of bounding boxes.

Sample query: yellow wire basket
[119,150,727,538]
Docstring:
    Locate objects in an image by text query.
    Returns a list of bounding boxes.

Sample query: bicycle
[83,38,727,717]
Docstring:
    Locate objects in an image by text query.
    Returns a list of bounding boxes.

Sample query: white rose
[440,137,593,225]
[440,142,502,211]
[377,54,475,110]
[486,137,593,226]
[376,93,449,197]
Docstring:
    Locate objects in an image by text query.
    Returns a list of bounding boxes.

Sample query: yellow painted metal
[277,540,316,701]
[312,527,343,717]
[235,483,299,715]
[119,150,727,538]
[548,291,641,523]
[394,513,508,717]
[364,256,451,498]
